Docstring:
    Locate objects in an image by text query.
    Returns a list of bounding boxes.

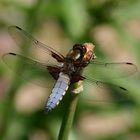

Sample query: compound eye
[73,44,81,50]
[81,45,87,54]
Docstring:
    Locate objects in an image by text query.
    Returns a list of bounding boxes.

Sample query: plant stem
[58,93,79,140]
[58,82,82,140]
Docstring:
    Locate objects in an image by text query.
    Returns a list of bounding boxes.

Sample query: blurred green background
[0,0,140,140]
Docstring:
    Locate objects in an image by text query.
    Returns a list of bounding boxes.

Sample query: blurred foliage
[0,0,140,140]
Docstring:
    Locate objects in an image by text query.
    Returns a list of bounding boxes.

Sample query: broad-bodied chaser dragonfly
[3,26,137,113]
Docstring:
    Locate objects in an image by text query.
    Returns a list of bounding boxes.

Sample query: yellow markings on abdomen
[45,72,70,113]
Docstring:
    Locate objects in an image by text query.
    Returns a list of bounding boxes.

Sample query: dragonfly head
[71,43,95,60]
[82,43,95,61]
[83,43,95,52]
[66,43,95,64]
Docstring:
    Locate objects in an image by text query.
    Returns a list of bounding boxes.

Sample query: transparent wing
[81,60,136,103]
[8,26,64,65]
[83,60,137,81]
[81,78,132,104]
[2,52,59,88]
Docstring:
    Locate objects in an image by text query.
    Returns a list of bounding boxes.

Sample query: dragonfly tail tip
[44,107,52,114]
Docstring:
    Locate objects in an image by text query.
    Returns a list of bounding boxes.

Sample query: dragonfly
[3,26,137,113]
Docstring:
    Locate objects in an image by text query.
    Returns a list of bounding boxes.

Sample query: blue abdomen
[45,72,70,113]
